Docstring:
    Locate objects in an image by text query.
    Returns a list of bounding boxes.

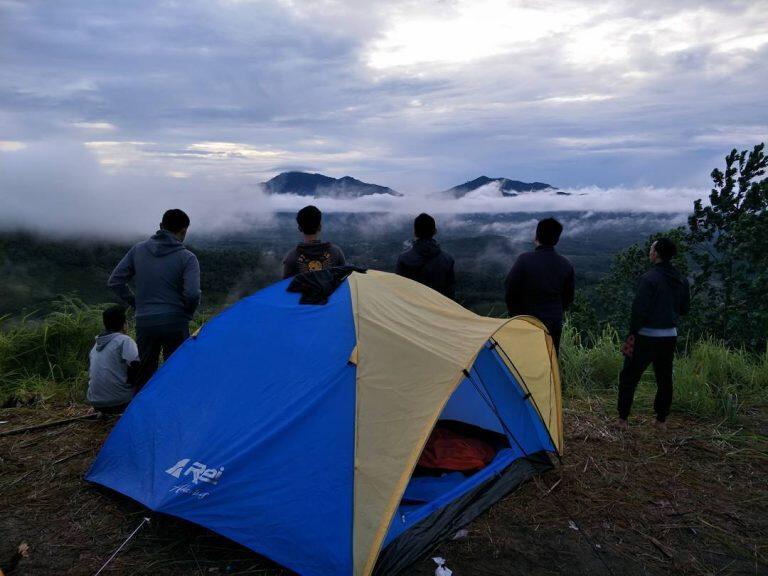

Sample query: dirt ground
[1,395,767,576]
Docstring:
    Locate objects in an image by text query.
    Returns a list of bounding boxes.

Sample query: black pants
[617,335,676,422]
[136,323,189,389]
[549,325,562,355]
[96,403,129,415]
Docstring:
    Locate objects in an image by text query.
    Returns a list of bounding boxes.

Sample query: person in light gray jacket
[108,209,201,388]
[87,306,139,414]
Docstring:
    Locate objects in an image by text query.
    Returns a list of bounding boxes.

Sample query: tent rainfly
[87,270,563,576]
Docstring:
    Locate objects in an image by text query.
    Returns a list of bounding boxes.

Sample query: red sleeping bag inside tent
[417,425,497,472]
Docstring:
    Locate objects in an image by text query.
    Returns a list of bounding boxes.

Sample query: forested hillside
[0,232,278,317]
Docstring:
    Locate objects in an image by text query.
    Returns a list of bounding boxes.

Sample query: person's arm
[629,275,655,335]
[446,257,456,300]
[334,245,346,267]
[182,253,201,314]
[504,256,525,317]
[680,277,691,316]
[394,254,406,277]
[562,265,575,311]
[122,338,141,393]
[282,249,296,279]
[127,361,141,390]
[108,247,136,308]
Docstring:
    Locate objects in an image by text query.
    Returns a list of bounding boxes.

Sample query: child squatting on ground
[87,305,140,415]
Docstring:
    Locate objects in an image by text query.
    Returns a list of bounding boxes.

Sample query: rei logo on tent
[165,458,224,485]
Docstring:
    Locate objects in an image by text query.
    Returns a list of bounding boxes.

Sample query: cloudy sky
[1,0,767,234]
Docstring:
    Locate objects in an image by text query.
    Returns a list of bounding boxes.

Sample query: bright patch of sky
[0,0,766,234]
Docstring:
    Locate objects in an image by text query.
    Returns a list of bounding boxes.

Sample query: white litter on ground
[433,556,453,576]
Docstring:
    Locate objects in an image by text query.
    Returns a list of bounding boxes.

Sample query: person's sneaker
[652,419,668,431]
[613,418,629,431]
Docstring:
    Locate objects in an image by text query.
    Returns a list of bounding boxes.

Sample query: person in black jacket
[395,213,456,299]
[616,238,690,430]
[504,218,575,352]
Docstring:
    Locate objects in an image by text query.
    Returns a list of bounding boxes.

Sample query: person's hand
[621,334,635,358]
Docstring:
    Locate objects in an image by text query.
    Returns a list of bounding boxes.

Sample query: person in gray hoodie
[87,306,139,413]
[395,213,456,299]
[108,209,201,388]
[282,205,346,278]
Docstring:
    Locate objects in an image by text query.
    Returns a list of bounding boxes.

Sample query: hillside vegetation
[1,144,766,414]
[1,300,766,426]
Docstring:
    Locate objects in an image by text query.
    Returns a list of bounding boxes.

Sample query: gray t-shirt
[87,332,140,407]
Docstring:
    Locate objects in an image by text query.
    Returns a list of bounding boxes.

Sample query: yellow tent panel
[348,271,562,576]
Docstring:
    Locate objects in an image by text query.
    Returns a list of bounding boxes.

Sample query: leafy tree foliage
[592,143,767,351]
[688,143,768,350]
[0,232,272,317]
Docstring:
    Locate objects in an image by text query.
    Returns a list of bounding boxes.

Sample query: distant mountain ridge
[262,171,402,198]
[444,176,557,198]
[262,171,562,199]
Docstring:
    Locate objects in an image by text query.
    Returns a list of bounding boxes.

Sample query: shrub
[672,340,768,423]
[0,298,103,405]
[0,300,215,405]
[559,322,768,423]
[559,323,623,392]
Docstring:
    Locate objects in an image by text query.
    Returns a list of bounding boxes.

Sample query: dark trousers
[136,323,189,389]
[617,335,676,422]
[549,325,562,355]
[96,403,129,415]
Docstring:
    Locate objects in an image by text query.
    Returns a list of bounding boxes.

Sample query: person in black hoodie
[616,237,690,430]
[395,213,456,299]
[504,218,575,352]
[283,205,346,278]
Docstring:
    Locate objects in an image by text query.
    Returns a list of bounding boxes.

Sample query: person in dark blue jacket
[395,213,456,299]
[504,218,575,352]
[616,237,690,430]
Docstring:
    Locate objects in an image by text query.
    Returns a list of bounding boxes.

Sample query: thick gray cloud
[1,0,767,235]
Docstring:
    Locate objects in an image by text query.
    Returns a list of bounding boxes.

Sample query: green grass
[559,324,624,392]
[0,300,217,406]
[0,298,103,405]
[559,322,768,423]
[672,339,768,422]
[2,304,766,425]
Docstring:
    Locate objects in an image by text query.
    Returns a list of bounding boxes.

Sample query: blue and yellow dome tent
[87,270,563,576]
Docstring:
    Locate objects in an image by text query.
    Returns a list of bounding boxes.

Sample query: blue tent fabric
[380,345,554,549]
[471,345,555,455]
[87,279,357,575]
[87,276,557,576]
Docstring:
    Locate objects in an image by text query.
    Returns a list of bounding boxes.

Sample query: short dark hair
[103,305,126,332]
[536,217,563,246]
[414,213,437,239]
[297,205,322,235]
[161,209,190,233]
[653,237,677,261]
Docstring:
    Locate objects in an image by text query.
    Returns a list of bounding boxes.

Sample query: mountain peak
[444,176,557,198]
[262,171,402,198]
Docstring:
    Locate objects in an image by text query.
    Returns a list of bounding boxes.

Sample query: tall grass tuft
[558,323,623,392]
[1,302,765,424]
[673,339,768,423]
[559,322,768,423]
[0,298,104,405]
